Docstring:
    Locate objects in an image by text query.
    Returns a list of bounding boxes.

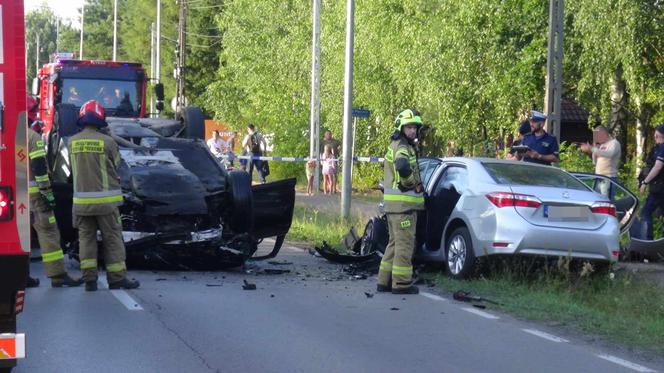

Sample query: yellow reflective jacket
[28,129,50,212]
[69,127,123,216]
[383,137,425,213]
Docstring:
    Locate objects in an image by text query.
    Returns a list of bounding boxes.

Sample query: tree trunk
[609,64,629,164]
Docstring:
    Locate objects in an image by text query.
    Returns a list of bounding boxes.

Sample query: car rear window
[482,162,589,191]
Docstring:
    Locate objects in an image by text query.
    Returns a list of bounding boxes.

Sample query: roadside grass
[434,259,664,354]
[286,206,364,251]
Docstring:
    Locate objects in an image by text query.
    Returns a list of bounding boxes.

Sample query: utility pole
[309,0,321,193]
[150,22,156,117]
[112,0,118,61]
[156,0,161,117]
[175,0,187,117]
[79,3,85,59]
[55,19,59,53]
[544,0,564,140]
[35,34,39,75]
[340,0,355,219]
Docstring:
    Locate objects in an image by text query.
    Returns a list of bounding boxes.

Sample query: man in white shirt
[580,125,621,196]
[207,130,224,158]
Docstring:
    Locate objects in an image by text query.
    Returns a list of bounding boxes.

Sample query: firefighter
[28,96,84,288]
[70,100,139,291]
[377,109,425,295]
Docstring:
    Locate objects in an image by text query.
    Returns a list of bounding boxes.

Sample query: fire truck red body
[0,0,30,370]
[36,58,148,134]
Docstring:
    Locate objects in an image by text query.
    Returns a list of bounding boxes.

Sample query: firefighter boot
[26,276,40,288]
[85,281,98,292]
[376,284,392,292]
[392,285,419,295]
[51,273,84,288]
[109,278,140,290]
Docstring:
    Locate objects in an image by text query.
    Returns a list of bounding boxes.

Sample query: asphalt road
[17,241,664,373]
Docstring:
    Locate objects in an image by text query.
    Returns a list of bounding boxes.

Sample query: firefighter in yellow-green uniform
[377,109,425,295]
[27,94,83,288]
[70,100,139,292]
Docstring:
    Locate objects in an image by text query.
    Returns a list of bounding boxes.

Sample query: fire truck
[0,0,30,371]
[34,58,149,134]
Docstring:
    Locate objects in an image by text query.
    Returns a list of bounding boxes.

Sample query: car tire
[445,226,476,279]
[182,106,205,140]
[359,216,389,256]
[228,170,254,233]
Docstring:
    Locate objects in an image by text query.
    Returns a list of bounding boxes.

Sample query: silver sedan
[405,158,639,279]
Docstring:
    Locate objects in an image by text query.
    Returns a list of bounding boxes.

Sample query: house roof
[561,98,589,124]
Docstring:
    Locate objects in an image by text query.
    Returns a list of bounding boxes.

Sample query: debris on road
[242,280,257,290]
[314,242,379,264]
[268,260,293,266]
[263,269,291,275]
[364,292,374,298]
[390,307,400,311]
[453,290,499,305]
[206,284,222,287]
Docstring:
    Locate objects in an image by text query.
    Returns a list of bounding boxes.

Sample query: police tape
[221,154,385,163]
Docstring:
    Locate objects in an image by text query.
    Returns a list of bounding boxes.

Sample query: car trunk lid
[509,186,608,230]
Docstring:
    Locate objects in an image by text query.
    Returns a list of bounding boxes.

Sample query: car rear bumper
[475,218,619,262]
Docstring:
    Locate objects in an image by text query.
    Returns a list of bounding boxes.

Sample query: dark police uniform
[639,144,664,239]
[522,131,559,165]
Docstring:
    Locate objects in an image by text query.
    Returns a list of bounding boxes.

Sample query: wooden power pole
[175,0,187,117]
[544,0,564,140]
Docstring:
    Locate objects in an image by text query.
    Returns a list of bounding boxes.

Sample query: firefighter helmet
[77,100,108,128]
[394,109,423,131]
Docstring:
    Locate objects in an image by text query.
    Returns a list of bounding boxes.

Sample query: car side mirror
[32,77,40,95]
[154,83,165,101]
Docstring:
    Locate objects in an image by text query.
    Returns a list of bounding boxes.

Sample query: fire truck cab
[34,57,148,135]
[0,0,30,371]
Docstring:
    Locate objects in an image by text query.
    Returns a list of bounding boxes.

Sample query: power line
[183,30,222,38]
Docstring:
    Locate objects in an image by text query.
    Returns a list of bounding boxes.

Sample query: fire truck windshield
[60,79,141,117]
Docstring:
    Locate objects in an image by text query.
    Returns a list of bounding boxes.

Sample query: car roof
[425,156,557,170]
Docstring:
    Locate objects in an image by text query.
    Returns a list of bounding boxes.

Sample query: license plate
[543,205,589,221]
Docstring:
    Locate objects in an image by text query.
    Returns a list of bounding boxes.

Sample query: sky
[24,0,84,28]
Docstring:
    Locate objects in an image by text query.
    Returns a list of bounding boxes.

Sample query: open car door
[571,173,639,235]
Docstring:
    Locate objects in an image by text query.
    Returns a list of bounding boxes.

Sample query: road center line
[461,307,499,320]
[420,292,447,302]
[522,328,568,343]
[597,354,657,373]
[99,278,144,311]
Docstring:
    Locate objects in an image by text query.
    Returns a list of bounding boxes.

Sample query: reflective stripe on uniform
[29,186,40,194]
[80,258,97,269]
[71,139,104,153]
[73,190,123,205]
[380,261,393,271]
[29,150,46,159]
[106,262,126,273]
[383,193,424,204]
[35,174,49,183]
[42,249,64,263]
[48,215,56,224]
[392,264,412,276]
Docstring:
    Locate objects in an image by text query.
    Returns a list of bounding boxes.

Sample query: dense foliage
[26,0,663,186]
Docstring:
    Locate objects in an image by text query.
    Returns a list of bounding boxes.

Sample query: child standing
[321,145,336,194]
[306,159,316,196]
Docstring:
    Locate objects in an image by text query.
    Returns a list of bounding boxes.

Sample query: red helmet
[26,95,38,123]
[77,100,107,128]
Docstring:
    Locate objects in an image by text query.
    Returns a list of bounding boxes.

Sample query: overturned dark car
[45,113,295,270]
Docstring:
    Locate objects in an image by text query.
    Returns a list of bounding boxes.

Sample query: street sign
[351,108,370,118]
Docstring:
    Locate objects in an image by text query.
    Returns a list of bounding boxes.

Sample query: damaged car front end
[50,118,296,270]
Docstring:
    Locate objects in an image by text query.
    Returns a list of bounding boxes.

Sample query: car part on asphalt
[452,290,499,305]
[314,242,380,264]
[242,280,257,290]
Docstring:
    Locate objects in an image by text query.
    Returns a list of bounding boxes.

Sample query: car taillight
[486,192,542,208]
[0,186,13,221]
[591,202,616,217]
[15,291,25,314]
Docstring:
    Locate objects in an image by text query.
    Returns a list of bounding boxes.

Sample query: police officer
[28,115,84,288]
[70,100,139,291]
[377,109,425,295]
[520,110,560,165]
[638,124,664,240]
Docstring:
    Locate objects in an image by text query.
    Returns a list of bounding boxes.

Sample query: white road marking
[522,328,568,343]
[597,354,657,373]
[420,292,447,302]
[99,278,144,311]
[461,307,500,320]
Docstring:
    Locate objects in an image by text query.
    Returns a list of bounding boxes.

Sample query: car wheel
[182,106,205,140]
[359,217,388,256]
[228,170,254,233]
[445,226,476,279]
